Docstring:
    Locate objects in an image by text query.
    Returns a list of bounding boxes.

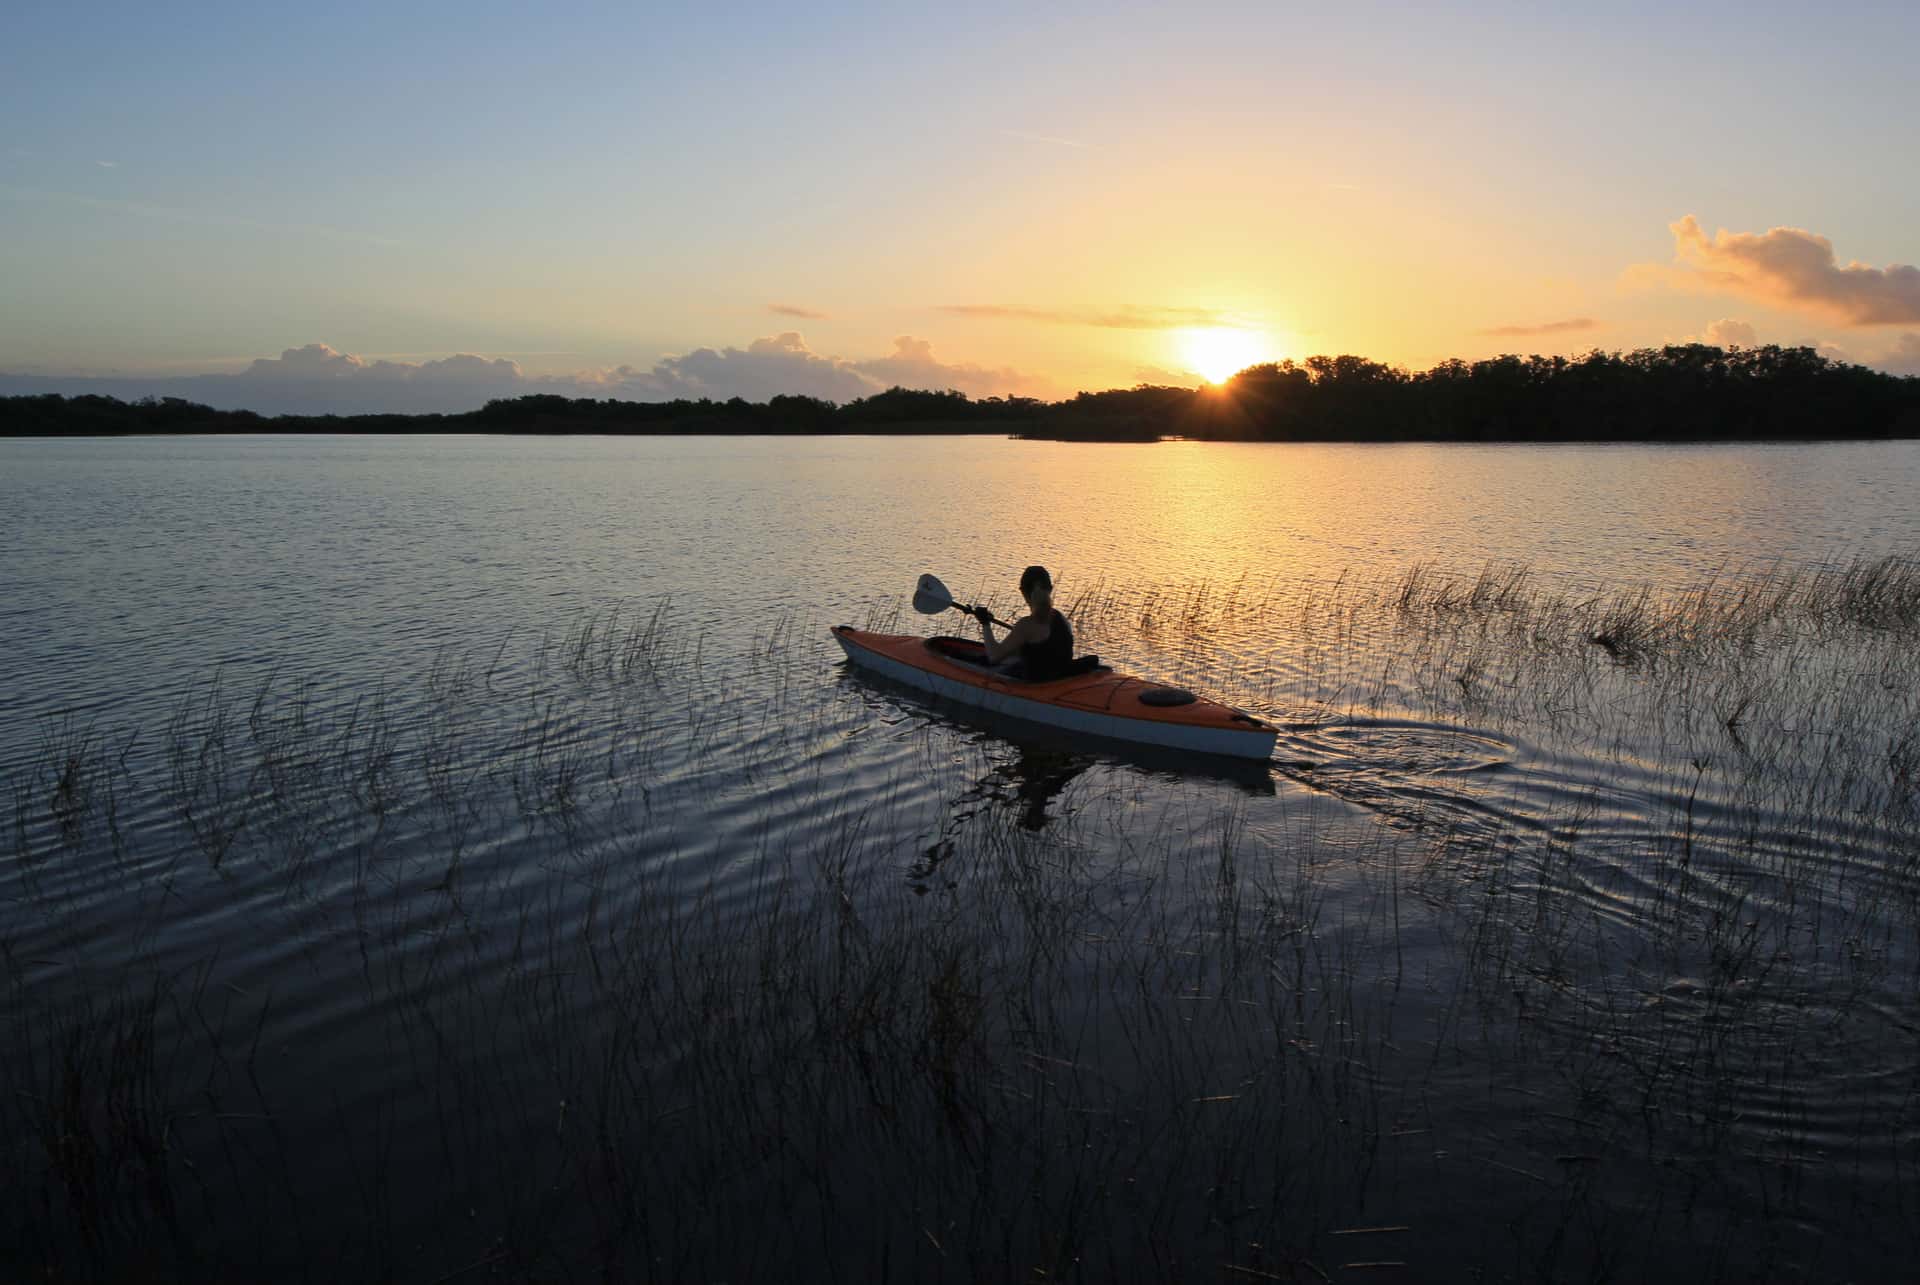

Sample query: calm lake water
[4,434,1919,1281]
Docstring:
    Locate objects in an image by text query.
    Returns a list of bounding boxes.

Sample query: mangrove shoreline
[6,343,1919,442]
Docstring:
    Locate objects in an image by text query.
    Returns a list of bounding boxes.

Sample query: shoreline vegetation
[5,343,1918,441]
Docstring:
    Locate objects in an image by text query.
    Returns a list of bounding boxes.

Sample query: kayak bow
[831,626,1277,762]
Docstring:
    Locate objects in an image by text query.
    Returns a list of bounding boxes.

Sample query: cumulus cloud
[1669,318,1758,348]
[216,344,530,412]
[615,332,877,402]
[1665,215,1920,325]
[941,304,1238,330]
[0,335,1053,414]
[1803,337,1852,364]
[1877,332,1920,377]
[1700,318,1758,347]
[242,343,365,379]
[769,303,828,319]
[852,336,1055,399]
[234,344,516,385]
[1132,364,1207,388]
[1478,317,1598,338]
[1672,325,1854,365]
[595,333,1055,402]
[242,344,519,385]
[0,344,533,415]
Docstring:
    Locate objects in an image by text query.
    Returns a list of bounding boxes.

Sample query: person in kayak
[974,564,1074,679]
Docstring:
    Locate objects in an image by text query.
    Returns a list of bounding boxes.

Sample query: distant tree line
[1178,346,1920,442]
[5,345,1917,441]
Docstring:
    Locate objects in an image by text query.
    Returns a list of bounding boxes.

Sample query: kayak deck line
[831,626,1278,762]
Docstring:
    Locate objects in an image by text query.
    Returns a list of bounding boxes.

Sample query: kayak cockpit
[923,635,1108,681]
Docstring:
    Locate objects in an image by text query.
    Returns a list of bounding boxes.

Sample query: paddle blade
[912,573,956,615]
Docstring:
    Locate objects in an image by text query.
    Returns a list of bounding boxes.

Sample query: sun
[1178,327,1266,384]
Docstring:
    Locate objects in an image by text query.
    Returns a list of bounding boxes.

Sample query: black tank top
[1020,609,1074,680]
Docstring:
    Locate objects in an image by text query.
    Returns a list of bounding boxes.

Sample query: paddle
[913,573,1015,628]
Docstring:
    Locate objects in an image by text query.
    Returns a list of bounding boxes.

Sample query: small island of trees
[5,344,1917,442]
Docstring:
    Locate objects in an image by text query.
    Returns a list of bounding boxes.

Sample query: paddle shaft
[953,601,1016,630]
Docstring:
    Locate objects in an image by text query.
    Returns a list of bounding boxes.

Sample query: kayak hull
[832,626,1277,762]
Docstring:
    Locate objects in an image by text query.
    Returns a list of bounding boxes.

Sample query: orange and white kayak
[831,626,1277,761]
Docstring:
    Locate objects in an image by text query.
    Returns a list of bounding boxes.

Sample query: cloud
[615,332,878,402]
[1664,215,1920,325]
[95,160,117,168]
[220,344,533,412]
[769,302,829,319]
[941,304,1239,331]
[1132,364,1207,388]
[240,343,367,379]
[599,332,1055,402]
[1666,326,1856,367]
[1671,319,1760,347]
[0,346,530,415]
[852,336,1055,399]
[1478,317,1598,338]
[0,335,1052,414]
[1876,332,1920,377]
[1803,337,1852,364]
[1670,322,1855,363]
[238,344,524,391]
[1700,318,1758,347]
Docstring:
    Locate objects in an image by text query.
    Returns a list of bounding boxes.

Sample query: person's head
[1019,564,1053,610]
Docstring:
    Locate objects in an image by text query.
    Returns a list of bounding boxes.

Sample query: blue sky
[5,1,1919,411]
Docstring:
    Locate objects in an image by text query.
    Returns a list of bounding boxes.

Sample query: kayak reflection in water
[910,742,1094,892]
[973,564,1074,680]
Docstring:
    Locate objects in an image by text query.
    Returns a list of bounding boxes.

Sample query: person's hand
[972,605,993,625]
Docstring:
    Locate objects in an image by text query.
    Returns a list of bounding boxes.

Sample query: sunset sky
[5,0,1919,412]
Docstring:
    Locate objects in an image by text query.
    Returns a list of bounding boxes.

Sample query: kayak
[831,626,1278,761]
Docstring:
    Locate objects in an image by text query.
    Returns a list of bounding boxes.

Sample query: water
[3,434,1919,1281]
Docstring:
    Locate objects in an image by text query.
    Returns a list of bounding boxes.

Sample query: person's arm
[976,609,1032,663]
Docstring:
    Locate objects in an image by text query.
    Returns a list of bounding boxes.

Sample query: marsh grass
[4,562,1920,1280]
